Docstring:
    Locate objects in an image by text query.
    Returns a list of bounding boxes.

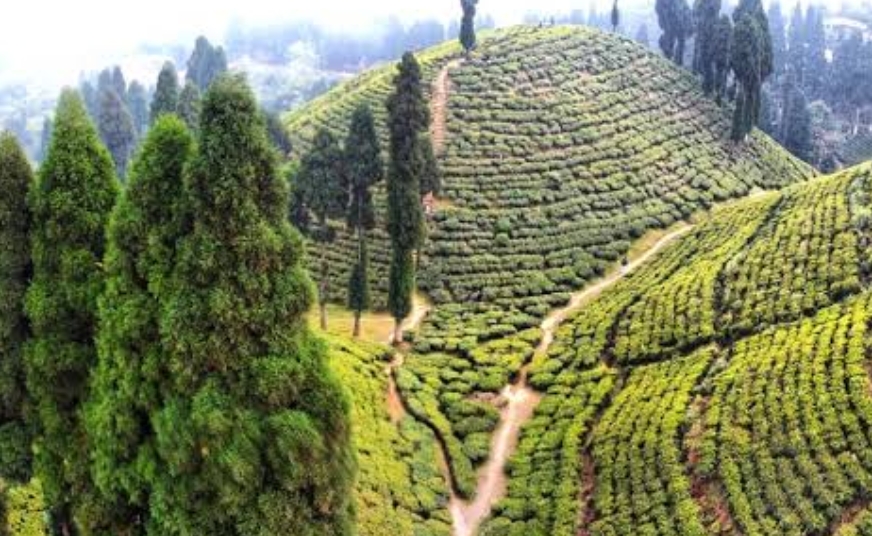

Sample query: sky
[0,0,629,86]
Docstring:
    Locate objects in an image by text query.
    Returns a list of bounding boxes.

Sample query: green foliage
[98,87,137,178]
[0,132,33,484]
[24,89,119,532]
[185,36,228,92]
[387,52,428,323]
[126,81,150,137]
[176,81,201,132]
[85,115,194,534]
[656,0,693,64]
[148,74,354,535]
[1,480,48,536]
[460,0,478,53]
[150,62,179,125]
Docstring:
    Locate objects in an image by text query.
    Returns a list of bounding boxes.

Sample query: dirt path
[430,60,460,156]
[448,223,694,536]
[386,293,431,423]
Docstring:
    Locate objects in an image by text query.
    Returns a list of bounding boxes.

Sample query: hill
[484,163,872,535]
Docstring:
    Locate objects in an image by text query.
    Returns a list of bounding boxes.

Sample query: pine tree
[713,14,733,104]
[418,134,441,196]
[782,84,812,161]
[296,128,348,331]
[37,117,52,164]
[186,37,228,91]
[150,74,354,534]
[460,0,478,55]
[656,0,694,65]
[25,89,118,535]
[692,0,721,92]
[111,67,127,103]
[611,0,620,32]
[768,1,787,76]
[344,105,383,338]
[787,3,805,84]
[85,115,194,535]
[0,132,34,485]
[387,53,428,344]
[150,62,179,125]
[730,0,773,141]
[126,81,149,137]
[802,6,826,100]
[98,88,137,179]
[177,81,201,131]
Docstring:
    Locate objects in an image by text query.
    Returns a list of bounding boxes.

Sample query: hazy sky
[0,0,628,85]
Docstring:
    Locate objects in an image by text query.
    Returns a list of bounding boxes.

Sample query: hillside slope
[286,25,813,328]
[484,163,872,535]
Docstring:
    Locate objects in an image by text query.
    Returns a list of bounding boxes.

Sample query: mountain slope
[486,163,872,535]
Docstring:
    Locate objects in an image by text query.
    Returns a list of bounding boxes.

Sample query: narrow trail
[385,294,431,424]
[430,60,461,156]
[449,223,695,536]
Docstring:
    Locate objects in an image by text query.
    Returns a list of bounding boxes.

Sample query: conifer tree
[296,128,348,330]
[186,37,228,91]
[387,53,428,344]
[150,74,354,534]
[344,105,383,338]
[37,117,52,164]
[150,62,179,125]
[611,0,620,32]
[177,81,201,131]
[0,132,34,484]
[460,0,478,55]
[111,67,127,103]
[98,88,137,178]
[782,84,812,161]
[418,134,441,196]
[25,89,118,535]
[692,0,721,92]
[656,0,693,65]
[713,14,733,104]
[126,81,149,137]
[85,115,193,535]
[730,0,773,141]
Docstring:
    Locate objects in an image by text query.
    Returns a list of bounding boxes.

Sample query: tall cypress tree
[418,134,442,196]
[98,88,137,179]
[126,81,149,137]
[713,14,733,104]
[731,0,773,141]
[151,74,354,534]
[0,132,34,485]
[460,0,478,55]
[85,115,193,535]
[782,84,812,161]
[186,37,228,92]
[387,53,428,344]
[692,0,721,92]
[177,81,202,131]
[296,128,347,331]
[150,62,179,125]
[344,105,383,338]
[611,0,620,32]
[25,89,118,535]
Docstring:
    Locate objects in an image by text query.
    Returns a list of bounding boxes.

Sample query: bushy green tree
[126,81,149,137]
[387,53,428,343]
[150,74,354,535]
[460,0,478,54]
[177,81,201,131]
[0,132,34,484]
[344,105,383,338]
[185,37,228,91]
[85,115,194,536]
[296,128,348,330]
[150,62,179,125]
[25,89,118,535]
[98,88,137,178]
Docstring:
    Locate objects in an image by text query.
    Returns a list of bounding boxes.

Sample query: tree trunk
[353,311,362,339]
[393,320,403,346]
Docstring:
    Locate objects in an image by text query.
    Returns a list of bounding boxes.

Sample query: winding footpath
[449,223,694,536]
[386,295,431,424]
[430,60,461,156]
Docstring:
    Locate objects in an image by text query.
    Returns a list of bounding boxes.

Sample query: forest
[4,0,872,535]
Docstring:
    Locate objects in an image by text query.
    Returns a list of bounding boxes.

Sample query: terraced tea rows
[479,164,872,536]
[285,25,812,318]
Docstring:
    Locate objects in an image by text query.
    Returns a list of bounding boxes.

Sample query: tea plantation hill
[285,25,815,525]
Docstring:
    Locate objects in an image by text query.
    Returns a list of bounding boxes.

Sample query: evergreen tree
[177,81,201,131]
[768,1,787,76]
[611,0,620,32]
[802,6,827,100]
[730,0,773,141]
[85,115,193,536]
[150,62,179,125]
[25,89,118,535]
[787,3,805,84]
[460,0,478,55]
[344,105,383,338]
[693,0,722,93]
[80,81,99,120]
[150,74,354,534]
[656,0,694,65]
[111,67,127,103]
[98,88,137,178]
[126,81,149,137]
[37,117,52,164]
[185,37,228,91]
[782,84,813,161]
[0,132,34,484]
[264,111,292,156]
[387,53,428,344]
[297,128,348,330]
[418,134,441,196]
[713,15,733,104]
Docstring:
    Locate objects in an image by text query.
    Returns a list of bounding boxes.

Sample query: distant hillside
[286,25,813,331]
[488,163,872,535]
